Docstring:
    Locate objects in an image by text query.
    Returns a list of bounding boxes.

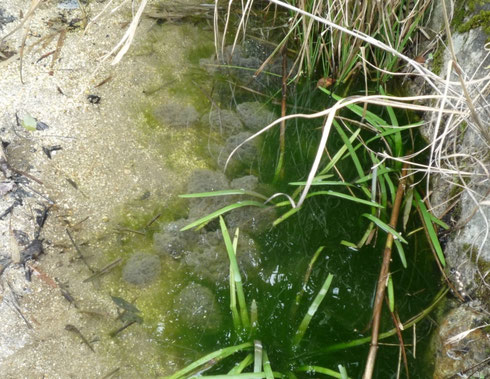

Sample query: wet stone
[187,169,230,220]
[153,219,198,259]
[217,132,258,174]
[174,282,221,331]
[230,175,259,191]
[182,230,260,283]
[201,108,243,137]
[236,102,276,132]
[224,205,275,235]
[122,252,161,285]
[153,102,199,127]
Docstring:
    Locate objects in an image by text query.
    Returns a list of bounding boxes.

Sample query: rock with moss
[230,175,259,191]
[186,169,230,220]
[182,230,261,283]
[122,252,161,285]
[236,102,276,132]
[153,101,199,127]
[201,108,243,137]
[174,282,221,331]
[217,132,258,175]
[153,219,198,259]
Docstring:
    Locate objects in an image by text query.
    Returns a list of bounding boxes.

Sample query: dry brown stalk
[363,162,409,379]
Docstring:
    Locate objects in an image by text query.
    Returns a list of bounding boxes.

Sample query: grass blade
[167,342,252,379]
[181,201,266,231]
[254,340,263,373]
[220,217,250,328]
[195,374,283,378]
[307,191,383,208]
[228,353,253,374]
[394,239,407,268]
[333,122,365,182]
[361,213,408,244]
[293,273,334,346]
[387,273,395,312]
[338,365,349,379]
[319,128,361,176]
[414,191,446,267]
[296,365,346,378]
[263,349,274,379]
[180,189,268,201]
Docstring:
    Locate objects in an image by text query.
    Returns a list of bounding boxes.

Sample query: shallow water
[90,13,443,379]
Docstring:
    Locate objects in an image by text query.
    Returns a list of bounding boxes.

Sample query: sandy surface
[0,1,212,377]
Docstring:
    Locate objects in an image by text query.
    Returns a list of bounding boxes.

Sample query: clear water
[102,17,442,379]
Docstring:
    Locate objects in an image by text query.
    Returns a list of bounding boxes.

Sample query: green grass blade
[273,207,300,226]
[383,171,396,208]
[338,365,349,379]
[181,201,266,231]
[414,191,446,267]
[361,213,408,244]
[307,191,383,208]
[228,354,253,374]
[354,167,395,184]
[340,240,358,249]
[254,340,263,373]
[180,189,268,201]
[288,180,353,187]
[379,86,402,157]
[356,221,374,248]
[387,273,395,312]
[402,187,414,231]
[167,342,253,379]
[220,217,250,328]
[263,349,274,379]
[394,239,407,268]
[319,128,361,176]
[230,232,240,331]
[292,246,325,317]
[429,212,450,230]
[333,122,365,181]
[293,273,334,346]
[296,365,345,378]
[194,373,283,379]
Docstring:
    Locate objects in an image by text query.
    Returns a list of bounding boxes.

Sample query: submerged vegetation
[146,0,486,376]
[158,0,479,378]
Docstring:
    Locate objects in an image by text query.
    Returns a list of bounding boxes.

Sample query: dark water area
[161,77,442,377]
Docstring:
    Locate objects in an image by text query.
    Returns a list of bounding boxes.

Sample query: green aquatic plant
[167,218,343,378]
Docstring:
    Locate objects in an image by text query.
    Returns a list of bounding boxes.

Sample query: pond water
[92,9,443,379]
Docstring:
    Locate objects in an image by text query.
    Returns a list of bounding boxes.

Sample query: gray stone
[187,169,230,220]
[218,132,258,174]
[153,101,199,127]
[201,108,243,137]
[153,219,198,259]
[122,253,161,285]
[224,205,275,235]
[182,230,260,283]
[174,283,221,331]
[236,102,276,132]
[230,175,259,191]
[432,303,490,378]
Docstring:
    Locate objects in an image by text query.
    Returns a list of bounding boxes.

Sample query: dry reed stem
[363,162,409,379]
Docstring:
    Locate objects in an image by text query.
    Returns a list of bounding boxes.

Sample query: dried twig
[363,162,409,379]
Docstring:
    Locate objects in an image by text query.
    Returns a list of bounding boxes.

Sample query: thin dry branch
[363,162,409,379]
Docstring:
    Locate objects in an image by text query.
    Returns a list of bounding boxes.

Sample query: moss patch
[458,10,490,34]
